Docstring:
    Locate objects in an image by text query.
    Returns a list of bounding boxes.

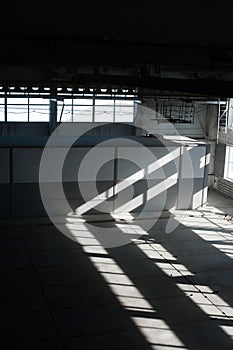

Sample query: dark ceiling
[1,2,233,98]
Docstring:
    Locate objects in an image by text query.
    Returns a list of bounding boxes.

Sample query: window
[29,98,49,122]
[115,100,134,122]
[224,145,233,180]
[227,98,233,128]
[57,97,135,123]
[94,99,114,122]
[0,97,50,122]
[0,98,5,121]
[57,99,73,122]
[1,95,136,123]
[7,97,28,122]
[73,99,93,122]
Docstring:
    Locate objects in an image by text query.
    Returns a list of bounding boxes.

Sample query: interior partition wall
[0,136,209,219]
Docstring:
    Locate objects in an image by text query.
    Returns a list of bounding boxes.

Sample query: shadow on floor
[1,202,233,349]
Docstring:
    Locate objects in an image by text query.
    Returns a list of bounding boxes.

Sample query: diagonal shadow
[0,221,154,349]
[3,206,233,348]
[83,215,233,350]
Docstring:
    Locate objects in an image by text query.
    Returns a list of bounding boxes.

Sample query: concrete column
[206,104,218,187]
[49,99,57,133]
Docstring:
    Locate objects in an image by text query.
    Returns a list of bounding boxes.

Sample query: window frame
[0,95,137,123]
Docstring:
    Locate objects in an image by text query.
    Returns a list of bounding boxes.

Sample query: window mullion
[93,95,95,122]
[28,96,29,122]
[4,95,7,122]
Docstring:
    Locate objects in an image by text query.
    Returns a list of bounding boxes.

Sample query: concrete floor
[1,188,233,349]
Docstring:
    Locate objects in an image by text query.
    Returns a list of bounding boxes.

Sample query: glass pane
[57,104,72,122]
[7,97,28,104]
[7,105,28,121]
[95,99,114,106]
[227,162,233,180]
[94,105,114,122]
[115,106,134,122]
[29,97,49,105]
[63,99,73,105]
[0,100,5,121]
[73,98,93,105]
[73,105,93,122]
[229,146,233,161]
[115,100,134,106]
[29,105,49,122]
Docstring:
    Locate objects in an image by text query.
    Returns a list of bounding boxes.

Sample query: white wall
[134,99,207,139]
[0,140,210,218]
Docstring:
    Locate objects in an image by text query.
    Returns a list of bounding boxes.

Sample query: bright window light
[57,100,72,122]
[7,105,28,122]
[94,105,114,122]
[73,105,93,122]
[0,98,5,121]
[115,100,134,122]
[224,145,233,181]
[29,101,49,122]
[8,97,28,104]
[2,95,136,123]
